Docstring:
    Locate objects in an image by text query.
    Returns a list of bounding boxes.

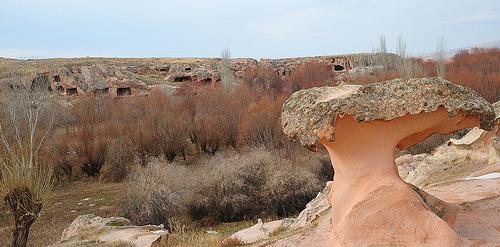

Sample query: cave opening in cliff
[174,76,191,82]
[200,78,212,84]
[334,65,345,71]
[185,67,192,71]
[117,87,132,96]
[53,75,61,82]
[66,88,78,95]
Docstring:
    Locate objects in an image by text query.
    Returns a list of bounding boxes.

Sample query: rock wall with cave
[28,54,385,98]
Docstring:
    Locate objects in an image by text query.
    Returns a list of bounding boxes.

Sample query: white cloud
[444,10,499,24]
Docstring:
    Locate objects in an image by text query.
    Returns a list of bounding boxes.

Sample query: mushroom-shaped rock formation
[281,78,495,246]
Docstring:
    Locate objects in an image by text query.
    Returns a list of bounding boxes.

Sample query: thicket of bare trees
[284,61,335,92]
[122,149,328,228]
[395,35,424,79]
[48,61,337,182]
[359,37,499,102]
[446,48,500,102]
[0,84,57,247]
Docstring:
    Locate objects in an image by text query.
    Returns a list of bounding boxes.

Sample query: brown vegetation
[121,149,328,229]
[284,61,335,91]
[242,64,284,96]
[353,48,500,102]
[446,48,500,102]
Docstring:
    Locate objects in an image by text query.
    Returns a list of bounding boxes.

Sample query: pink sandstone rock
[281,78,495,246]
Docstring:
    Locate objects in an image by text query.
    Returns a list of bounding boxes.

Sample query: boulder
[224,219,284,245]
[52,214,168,247]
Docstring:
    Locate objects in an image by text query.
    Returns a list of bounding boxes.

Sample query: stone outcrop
[282,78,495,150]
[280,78,495,246]
[25,54,392,98]
[398,100,500,186]
[51,214,168,247]
[43,64,148,96]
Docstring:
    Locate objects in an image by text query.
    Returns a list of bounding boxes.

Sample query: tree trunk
[12,223,32,247]
[4,187,41,247]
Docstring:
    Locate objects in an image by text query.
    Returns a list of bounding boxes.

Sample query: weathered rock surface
[398,102,500,186]
[44,64,148,96]
[224,219,284,245]
[260,178,500,247]
[282,78,495,150]
[279,78,495,246]
[51,214,168,247]
[1,53,395,98]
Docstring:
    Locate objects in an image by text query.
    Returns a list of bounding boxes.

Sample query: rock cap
[282,77,495,150]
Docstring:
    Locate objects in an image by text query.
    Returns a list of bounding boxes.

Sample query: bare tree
[378,35,387,53]
[395,35,423,79]
[396,35,411,78]
[436,35,447,78]
[396,35,406,59]
[375,35,391,72]
[0,81,56,247]
[221,48,235,89]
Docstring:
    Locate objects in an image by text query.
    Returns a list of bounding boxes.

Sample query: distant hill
[419,40,500,60]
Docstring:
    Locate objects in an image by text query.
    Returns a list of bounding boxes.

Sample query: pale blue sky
[0,0,499,58]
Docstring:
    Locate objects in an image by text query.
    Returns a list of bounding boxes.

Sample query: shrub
[237,95,287,148]
[446,48,500,102]
[188,152,267,223]
[112,90,191,163]
[52,135,74,181]
[121,159,194,230]
[121,149,330,227]
[192,88,231,155]
[285,61,335,92]
[242,64,284,96]
[260,163,322,216]
[100,139,137,182]
[69,97,111,176]
[71,125,108,176]
[141,90,191,161]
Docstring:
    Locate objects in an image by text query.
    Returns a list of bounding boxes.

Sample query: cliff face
[0,53,393,97]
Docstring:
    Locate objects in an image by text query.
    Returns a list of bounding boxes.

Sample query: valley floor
[0,180,253,247]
